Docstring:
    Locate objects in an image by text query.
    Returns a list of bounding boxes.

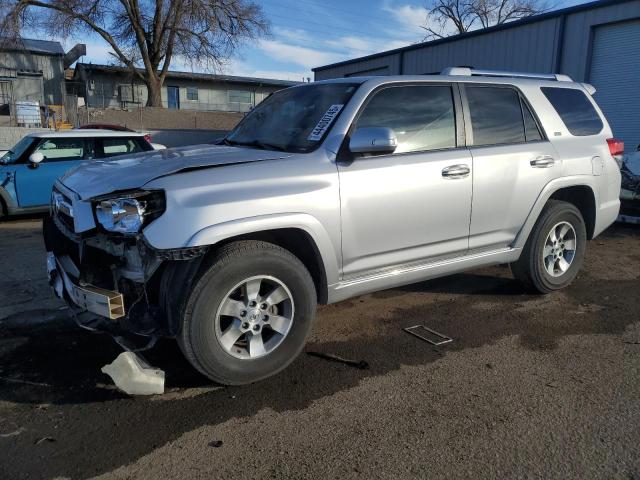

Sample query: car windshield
[225,83,360,153]
[1,136,34,164]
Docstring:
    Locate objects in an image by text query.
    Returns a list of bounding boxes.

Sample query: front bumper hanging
[48,252,125,320]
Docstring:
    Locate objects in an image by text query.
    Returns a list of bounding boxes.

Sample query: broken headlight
[94,191,165,234]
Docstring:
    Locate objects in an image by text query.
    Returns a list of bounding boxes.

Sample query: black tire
[510,200,587,294]
[178,240,317,385]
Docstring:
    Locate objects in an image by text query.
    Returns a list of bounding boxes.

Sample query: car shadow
[0,265,637,479]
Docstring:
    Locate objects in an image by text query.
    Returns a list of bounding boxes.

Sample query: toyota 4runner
[44,68,622,385]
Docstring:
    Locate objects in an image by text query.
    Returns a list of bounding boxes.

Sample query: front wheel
[511,200,587,293]
[178,241,317,385]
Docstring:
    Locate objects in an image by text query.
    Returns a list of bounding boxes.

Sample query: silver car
[45,68,621,385]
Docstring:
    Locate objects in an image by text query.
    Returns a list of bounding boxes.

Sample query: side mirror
[349,127,397,155]
[29,152,44,167]
[636,144,639,152]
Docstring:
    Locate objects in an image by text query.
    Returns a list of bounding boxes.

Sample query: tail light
[607,138,624,157]
[144,134,152,144]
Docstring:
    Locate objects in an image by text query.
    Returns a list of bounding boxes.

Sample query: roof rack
[440,67,572,82]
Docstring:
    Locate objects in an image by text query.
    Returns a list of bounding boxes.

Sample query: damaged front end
[44,184,207,342]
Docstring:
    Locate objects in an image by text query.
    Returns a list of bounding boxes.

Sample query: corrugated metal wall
[314,0,640,81]
[589,19,640,150]
[401,18,560,74]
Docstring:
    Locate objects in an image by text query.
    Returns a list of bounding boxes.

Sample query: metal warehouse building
[313,0,640,152]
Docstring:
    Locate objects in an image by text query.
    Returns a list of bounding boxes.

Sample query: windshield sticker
[308,104,344,141]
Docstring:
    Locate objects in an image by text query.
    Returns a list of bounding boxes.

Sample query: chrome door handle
[442,164,470,179]
[530,156,555,168]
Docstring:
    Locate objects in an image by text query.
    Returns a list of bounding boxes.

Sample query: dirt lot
[0,216,639,480]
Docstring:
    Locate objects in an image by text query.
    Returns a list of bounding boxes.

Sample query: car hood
[60,144,292,200]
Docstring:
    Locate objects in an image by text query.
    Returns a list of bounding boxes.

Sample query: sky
[59,0,586,82]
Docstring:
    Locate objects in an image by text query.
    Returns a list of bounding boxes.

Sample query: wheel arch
[514,178,598,249]
[0,187,13,216]
[169,213,340,304]
[212,228,330,304]
[548,186,596,239]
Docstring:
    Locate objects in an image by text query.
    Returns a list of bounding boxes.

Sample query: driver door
[14,137,92,207]
[337,83,472,279]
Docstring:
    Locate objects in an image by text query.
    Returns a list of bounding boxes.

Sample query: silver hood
[59,144,292,200]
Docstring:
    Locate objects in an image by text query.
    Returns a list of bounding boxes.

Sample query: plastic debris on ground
[101,351,165,395]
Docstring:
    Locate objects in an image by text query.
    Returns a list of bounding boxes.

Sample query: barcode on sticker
[308,104,344,141]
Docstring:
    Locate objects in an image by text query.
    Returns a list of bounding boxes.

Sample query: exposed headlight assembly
[94,190,165,234]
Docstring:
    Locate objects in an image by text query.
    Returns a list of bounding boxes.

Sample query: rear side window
[99,138,146,158]
[541,87,603,136]
[356,85,456,154]
[466,86,526,146]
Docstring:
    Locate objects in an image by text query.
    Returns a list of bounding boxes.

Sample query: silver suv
[45,68,621,385]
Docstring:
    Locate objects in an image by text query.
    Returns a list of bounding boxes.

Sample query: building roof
[0,37,65,56]
[74,63,300,87]
[313,0,632,72]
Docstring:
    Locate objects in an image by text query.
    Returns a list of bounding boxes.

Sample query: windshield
[225,83,360,153]
[1,136,35,164]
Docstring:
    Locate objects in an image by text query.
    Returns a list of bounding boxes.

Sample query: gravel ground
[0,216,638,480]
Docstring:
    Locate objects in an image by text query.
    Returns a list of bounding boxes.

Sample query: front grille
[51,188,75,232]
[43,216,81,266]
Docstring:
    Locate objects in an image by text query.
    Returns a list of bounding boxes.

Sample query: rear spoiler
[581,83,596,95]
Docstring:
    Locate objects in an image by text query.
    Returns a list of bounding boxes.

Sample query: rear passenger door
[462,84,559,251]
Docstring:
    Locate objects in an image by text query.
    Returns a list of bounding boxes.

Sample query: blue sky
[62,0,586,81]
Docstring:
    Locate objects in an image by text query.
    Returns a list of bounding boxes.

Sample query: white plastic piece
[101,352,165,395]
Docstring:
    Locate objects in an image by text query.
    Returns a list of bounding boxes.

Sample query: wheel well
[549,186,596,239]
[215,228,329,304]
[0,196,6,216]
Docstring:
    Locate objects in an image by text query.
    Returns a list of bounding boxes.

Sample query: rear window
[541,87,603,136]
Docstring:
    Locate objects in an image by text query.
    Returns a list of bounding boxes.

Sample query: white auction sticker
[307,104,344,141]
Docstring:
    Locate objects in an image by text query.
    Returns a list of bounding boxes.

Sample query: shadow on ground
[0,223,638,479]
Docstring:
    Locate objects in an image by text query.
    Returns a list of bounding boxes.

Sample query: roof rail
[441,67,572,82]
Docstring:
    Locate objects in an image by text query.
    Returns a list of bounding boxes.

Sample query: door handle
[530,155,555,168]
[442,164,470,179]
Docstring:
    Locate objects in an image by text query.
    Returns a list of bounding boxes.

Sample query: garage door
[590,20,640,153]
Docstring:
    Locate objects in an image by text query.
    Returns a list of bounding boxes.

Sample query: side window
[34,138,86,162]
[541,87,603,136]
[355,85,456,154]
[521,98,543,142]
[466,86,525,146]
[100,138,144,158]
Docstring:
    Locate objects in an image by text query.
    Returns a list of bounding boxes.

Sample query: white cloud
[257,39,343,70]
[325,35,409,57]
[384,2,429,31]
[222,58,308,82]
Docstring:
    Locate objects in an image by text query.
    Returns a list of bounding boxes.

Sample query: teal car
[0,131,154,216]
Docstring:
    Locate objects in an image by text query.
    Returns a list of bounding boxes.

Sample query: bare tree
[422,0,549,40]
[0,0,269,106]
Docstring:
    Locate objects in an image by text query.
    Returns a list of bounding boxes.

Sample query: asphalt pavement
[0,216,638,480]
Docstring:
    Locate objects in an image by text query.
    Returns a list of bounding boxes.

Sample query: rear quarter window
[541,87,603,136]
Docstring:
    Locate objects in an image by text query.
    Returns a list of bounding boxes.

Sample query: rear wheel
[511,200,587,293]
[178,241,317,385]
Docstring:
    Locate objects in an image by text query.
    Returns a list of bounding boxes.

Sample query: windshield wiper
[222,139,286,152]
